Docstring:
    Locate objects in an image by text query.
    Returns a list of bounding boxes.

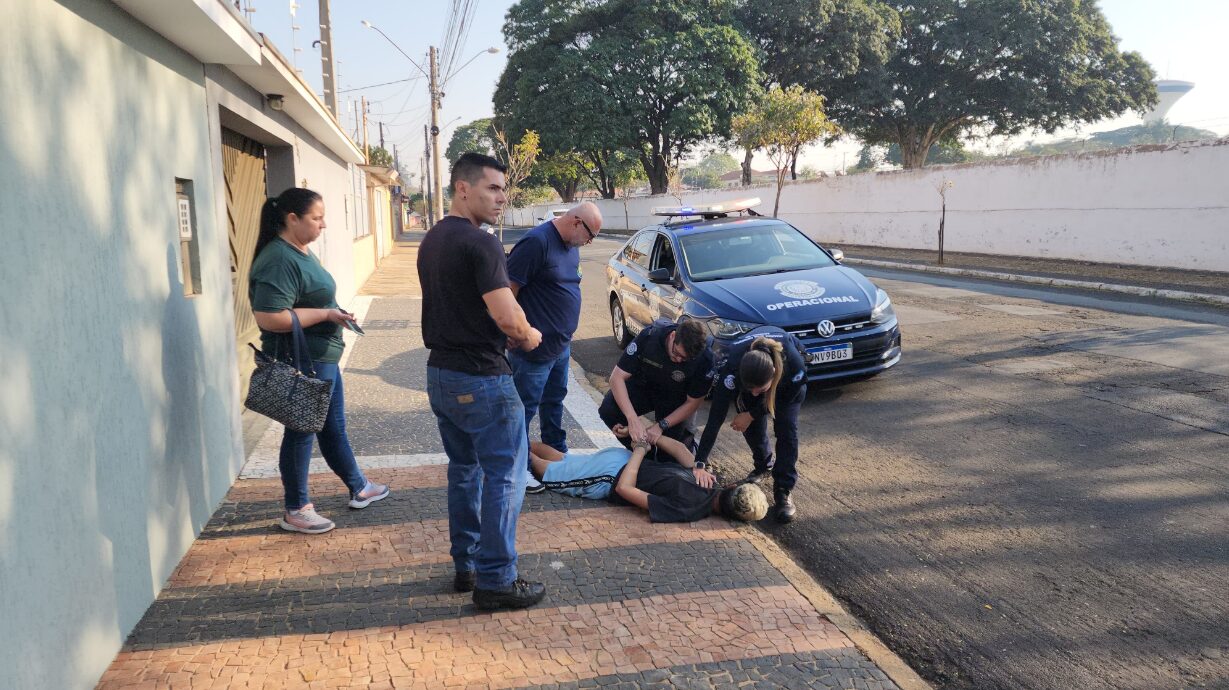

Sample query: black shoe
[473,578,547,611]
[454,570,476,593]
[774,489,796,523]
[746,468,771,484]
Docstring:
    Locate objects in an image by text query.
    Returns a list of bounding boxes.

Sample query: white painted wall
[0,3,240,688]
[515,138,1229,272]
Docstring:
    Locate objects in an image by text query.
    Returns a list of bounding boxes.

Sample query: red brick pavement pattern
[98,585,851,689]
[171,505,742,588]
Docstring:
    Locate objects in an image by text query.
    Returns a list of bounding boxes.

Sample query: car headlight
[870,289,896,324]
[707,317,757,338]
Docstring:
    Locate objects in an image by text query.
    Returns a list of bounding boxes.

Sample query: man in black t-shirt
[598,318,715,460]
[418,152,546,612]
[613,440,769,524]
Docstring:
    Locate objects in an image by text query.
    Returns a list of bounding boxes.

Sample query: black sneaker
[773,489,797,523]
[746,468,771,484]
[454,570,476,593]
[473,578,547,611]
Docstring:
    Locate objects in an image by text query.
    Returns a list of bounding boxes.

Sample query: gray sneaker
[280,503,335,534]
[349,481,390,509]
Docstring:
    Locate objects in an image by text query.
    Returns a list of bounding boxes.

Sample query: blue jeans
[508,346,571,455]
[279,361,369,511]
[426,366,527,589]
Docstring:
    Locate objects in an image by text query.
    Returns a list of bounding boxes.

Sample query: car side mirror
[648,268,674,285]
[828,247,844,263]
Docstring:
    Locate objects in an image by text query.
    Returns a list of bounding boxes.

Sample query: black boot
[473,578,547,611]
[454,570,476,593]
[745,468,771,484]
[773,489,796,523]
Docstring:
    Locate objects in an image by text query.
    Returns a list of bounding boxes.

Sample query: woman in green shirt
[249,187,389,534]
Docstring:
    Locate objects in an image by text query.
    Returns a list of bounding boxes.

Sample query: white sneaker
[525,468,545,495]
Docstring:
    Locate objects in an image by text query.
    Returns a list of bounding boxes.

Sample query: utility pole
[429,46,444,220]
[424,124,435,226]
[317,0,338,117]
[379,122,385,150]
[361,96,369,163]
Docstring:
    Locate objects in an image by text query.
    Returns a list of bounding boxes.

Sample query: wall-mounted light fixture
[266,94,285,111]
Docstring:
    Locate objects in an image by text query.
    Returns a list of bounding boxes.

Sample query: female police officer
[693,326,807,523]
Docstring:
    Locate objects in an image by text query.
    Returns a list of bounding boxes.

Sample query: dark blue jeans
[279,361,369,511]
[426,366,527,589]
[744,382,806,492]
[508,345,571,454]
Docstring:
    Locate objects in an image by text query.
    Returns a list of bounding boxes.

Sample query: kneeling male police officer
[599,319,714,467]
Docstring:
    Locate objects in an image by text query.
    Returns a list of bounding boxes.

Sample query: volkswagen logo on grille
[816,320,836,338]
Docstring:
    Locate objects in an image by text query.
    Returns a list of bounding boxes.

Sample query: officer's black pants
[598,386,696,451]
[744,382,806,492]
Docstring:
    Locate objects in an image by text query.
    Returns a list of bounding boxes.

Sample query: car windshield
[678,223,837,281]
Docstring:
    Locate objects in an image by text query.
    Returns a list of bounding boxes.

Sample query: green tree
[732,0,898,182]
[494,128,541,239]
[366,145,393,167]
[733,86,839,216]
[533,151,587,203]
[445,118,498,165]
[497,0,761,195]
[813,0,1157,168]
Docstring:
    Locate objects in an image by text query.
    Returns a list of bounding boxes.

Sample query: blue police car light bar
[651,197,761,217]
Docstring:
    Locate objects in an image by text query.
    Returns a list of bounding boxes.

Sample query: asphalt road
[564,234,1229,690]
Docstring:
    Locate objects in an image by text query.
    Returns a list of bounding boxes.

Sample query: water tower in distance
[1143,79,1195,123]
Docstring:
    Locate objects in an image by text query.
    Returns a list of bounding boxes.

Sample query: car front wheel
[610,297,632,348]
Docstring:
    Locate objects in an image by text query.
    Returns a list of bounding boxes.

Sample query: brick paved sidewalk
[96,239,922,690]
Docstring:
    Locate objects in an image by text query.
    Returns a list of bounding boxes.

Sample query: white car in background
[535,208,568,224]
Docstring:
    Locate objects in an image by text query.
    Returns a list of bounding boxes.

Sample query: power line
[338,74,423,94]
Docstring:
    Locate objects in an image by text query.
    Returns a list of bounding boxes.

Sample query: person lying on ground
[530,425,769,523]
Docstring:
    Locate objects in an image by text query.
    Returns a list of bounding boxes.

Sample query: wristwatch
[694,461,707,470]
[658,418,671,431]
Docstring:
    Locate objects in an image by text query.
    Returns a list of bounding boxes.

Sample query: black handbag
[244,311,335,433]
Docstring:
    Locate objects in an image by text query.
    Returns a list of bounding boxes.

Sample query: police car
[605,198,901,384]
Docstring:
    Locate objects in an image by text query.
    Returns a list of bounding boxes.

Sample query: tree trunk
[789,146,800,180]
[899,126,934,169]
[773,170,787,217]
[741,147,753,185]
[641,150,670,195]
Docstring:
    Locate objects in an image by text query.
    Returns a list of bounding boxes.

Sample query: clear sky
[249,0,1229,182]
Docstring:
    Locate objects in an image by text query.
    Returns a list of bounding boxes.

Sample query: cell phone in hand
[338,308,365,335]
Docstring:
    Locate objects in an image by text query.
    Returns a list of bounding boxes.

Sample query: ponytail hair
[739,337,785,417]
[253,187,322,261]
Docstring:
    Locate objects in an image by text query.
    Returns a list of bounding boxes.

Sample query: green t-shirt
[249,237,345,363]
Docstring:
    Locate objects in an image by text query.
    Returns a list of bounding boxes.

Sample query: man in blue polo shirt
[507,202,603,493]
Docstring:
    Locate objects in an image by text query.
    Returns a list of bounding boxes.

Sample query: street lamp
[445,47,501,83]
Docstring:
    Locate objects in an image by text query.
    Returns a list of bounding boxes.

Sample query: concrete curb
[567,356,931,690]
[846,258,1229,307]
[740,527,933,690]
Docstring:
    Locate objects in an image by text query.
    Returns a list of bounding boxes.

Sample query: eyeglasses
[577,217,597,243]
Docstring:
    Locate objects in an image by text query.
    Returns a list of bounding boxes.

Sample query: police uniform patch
[671,370,685,383]
[626,342,638,356]
[724,374,736,390]
[792,370,805,383]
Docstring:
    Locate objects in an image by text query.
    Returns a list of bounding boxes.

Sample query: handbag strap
[286,310,317,378]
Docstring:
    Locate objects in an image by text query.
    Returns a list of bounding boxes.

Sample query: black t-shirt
[635,461,720,523]
[616,320,715,407]
[418,216,512,376]
[695,326,808,466]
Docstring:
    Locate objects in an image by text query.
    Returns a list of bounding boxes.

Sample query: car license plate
[808,344,852,364]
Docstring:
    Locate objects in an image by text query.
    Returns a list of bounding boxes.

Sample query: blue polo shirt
[506,221,582,361]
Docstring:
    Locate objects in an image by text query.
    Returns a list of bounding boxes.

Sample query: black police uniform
[599,319,715,451]
[694,326,807,491]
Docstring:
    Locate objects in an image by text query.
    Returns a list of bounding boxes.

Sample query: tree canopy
[733,86,838,215]
[444,118,498,165]
[812,0,1158,168]
[495,0,761,194]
